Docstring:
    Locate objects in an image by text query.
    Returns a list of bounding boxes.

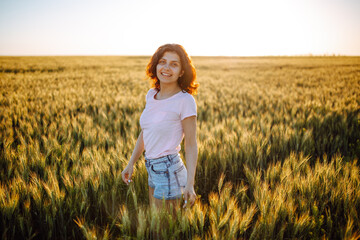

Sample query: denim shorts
[145,153,187,200]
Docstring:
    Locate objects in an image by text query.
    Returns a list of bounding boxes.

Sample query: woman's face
[156,51,183,85]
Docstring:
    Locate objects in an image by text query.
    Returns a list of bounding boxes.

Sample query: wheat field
[0,56,359,239]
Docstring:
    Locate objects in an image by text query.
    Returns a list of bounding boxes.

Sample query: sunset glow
[0,0,359,56]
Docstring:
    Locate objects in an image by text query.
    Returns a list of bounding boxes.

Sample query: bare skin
[121,51,198,210]
[148,186,181,214]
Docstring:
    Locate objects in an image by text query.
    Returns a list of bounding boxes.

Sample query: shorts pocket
[145,164,153,181]
[151,164,168,175]
[174,165,187,187]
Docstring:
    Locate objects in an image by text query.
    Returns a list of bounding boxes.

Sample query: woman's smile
[161,72,172,77]
[156,51,183,84]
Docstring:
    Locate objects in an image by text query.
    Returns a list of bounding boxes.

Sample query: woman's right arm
[121,130,144,185]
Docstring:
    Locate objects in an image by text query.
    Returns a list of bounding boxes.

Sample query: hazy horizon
[0,54,358,57]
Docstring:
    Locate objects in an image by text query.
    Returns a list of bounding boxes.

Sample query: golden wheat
[0,56,359,239]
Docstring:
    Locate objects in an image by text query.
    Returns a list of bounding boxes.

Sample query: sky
[0,0,359,56]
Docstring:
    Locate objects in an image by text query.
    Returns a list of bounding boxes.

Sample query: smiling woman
[146,44,198,94]
[155,52,183,86]
[121,43,199,212]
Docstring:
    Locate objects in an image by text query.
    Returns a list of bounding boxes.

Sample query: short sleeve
[145,88,156,102]
[180,94,197,120]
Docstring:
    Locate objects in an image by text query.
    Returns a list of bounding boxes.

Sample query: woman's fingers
[121,167,133,185]
[183,190,196,208]
[121,171,127,184]
[188,193,196,206]
[183,193,188,208]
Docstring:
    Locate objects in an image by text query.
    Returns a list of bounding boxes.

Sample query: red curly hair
[146,44,199,95]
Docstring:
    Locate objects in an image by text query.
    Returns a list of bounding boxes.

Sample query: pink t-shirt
[140,88,197,159]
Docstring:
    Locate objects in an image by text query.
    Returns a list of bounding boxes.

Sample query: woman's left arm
[182,115,198,208]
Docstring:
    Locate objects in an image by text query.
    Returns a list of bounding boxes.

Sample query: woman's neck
[157,83,181,99]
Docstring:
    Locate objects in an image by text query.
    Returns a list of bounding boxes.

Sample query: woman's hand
[183,184,196,208]
[121,131,144,185]
[121,164,134,185]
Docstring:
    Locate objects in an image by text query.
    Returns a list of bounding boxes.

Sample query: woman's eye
[159,60,166,65]
[171,63,179,67]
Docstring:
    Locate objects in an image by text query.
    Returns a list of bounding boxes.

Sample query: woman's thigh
[149,186,180,211]
[149,186,155,206]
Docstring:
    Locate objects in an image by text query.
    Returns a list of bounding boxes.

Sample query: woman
[121,44,199,209]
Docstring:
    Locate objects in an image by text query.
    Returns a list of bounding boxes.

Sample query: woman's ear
[180,70,184,77]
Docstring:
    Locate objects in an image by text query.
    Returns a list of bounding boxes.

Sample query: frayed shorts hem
[153,194,183,200]
[148,184,183,200]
